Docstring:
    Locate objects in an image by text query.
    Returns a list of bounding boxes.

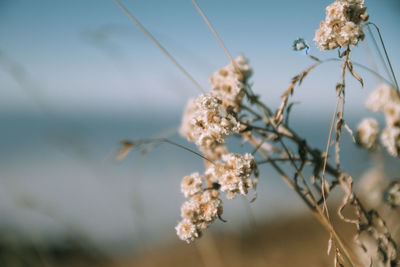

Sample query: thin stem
[367,22,399,93]
[366,24,393,85]
[345,61,391,86]
[244,87,274,116]
[252,101,322,210]
[335,51,350,172]
[248,137,314,209]
[247,89,319,204]
[251,136,267,155]
[280,123,340,178]
[123,138,214,164]
[163,139,214,163]
[362,39,382,84]
[311,57,392,86]
[321,81,341,217]
[191,0,243,80]
[113,0,205,93]
[248,136,357,266]
[241,89,358,264]
[242,122,273,132]
[256,157,302,164]
[240,104,263,120]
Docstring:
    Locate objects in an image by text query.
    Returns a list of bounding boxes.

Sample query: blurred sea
[0,111,398,252]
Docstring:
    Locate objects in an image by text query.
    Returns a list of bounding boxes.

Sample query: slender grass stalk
[191,0,243,80]
[367,22,399,93]
[365,24,392,84]
[119,138,214,164]
[113,0,205,93]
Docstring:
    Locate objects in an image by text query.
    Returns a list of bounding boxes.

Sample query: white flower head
[314,0,368,50]
[210,55,252,111]
[365,84,400,112]
[176,189,222,242]
[383,102,400,128]
[196,190,222,222]
[175,219,200,243]
[179,93,242,160]
[181,172,203,198]
[180,199,200,221]
[206,153,256,199]
[200,143,228,162]
[356,118,379,149]
[205,161,225,184]
[380,126,400,157]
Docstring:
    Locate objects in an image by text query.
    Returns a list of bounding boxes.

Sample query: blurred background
[0,0,399,266]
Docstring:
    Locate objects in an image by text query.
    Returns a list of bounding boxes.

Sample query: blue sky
[0,0,399,115]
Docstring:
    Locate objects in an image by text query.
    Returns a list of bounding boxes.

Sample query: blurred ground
[0,211,357,267]
[1,201,398,267]
[107,212,356,267]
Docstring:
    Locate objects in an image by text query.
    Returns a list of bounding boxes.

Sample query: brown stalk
[274,54,393,126]
[248,136,359,266]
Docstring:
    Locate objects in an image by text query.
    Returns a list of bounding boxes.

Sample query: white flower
[196,190,222,222]
[380,126,400,157]
[222,153,255,177]
[235,54,253,80]
[356,118,379,149]
[180,191,222,224]
[205,161,225,184]
[314,0,368,50]
[206,153,256,199]
[383,102,400,128]
[181,173,203,198]
[175,219,200,243]
[180,199,199,221]
[179,93,242,160]
[210,55,252,111]
[200,143,228,162]
[365,84,400,112]
[176,189,223,242]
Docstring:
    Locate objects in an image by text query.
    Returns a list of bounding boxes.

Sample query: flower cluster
[176,152,257,243]
[206,153,256,199]
[177,56,258,243]
[181,172,203,198]
[180,55,252,161]
[314,0,369,50]
[179,93,242,161]
[356,118,379,149]
[176,173,223,243]
[365,84,400,113]
[209,54,252,112]
[364,84,400,157]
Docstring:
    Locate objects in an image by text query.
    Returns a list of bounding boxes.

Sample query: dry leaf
[116,140,134,161]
